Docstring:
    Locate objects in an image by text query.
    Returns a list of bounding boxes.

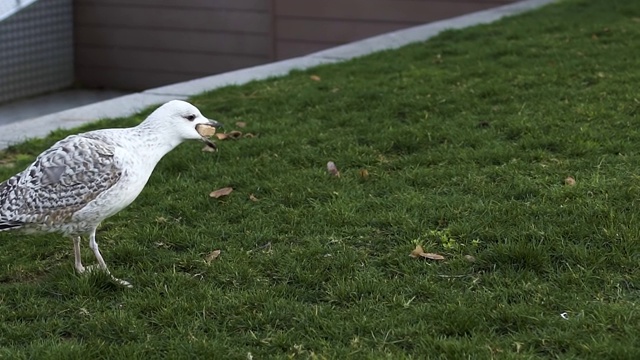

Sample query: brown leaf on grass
[215,131,243,140]
[310,75,321,81]
[210,187,233,198]
[409,244,445,260]
[359,169,369,180]
[565,176,576,186]
[205,250,221,264]
[249,194,259,202]
[235,121,247,128]
[409,244,425,258]
[327,161,340,177]
[243,133,255,138]
[201,144,217,152]
[421,253,445,260]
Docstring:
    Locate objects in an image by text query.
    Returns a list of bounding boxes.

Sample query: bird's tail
[0,219,23,231]
[1,176,25,231]
[0,181,29,230]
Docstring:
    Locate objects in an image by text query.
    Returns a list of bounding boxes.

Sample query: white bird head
[142,100,223,148]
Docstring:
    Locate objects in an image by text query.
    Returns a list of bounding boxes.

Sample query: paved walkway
[0,89,129,126]
[0,0,555,149]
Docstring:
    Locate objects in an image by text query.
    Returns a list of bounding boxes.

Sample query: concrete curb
[0,0,556,149]
[307,0,555,61]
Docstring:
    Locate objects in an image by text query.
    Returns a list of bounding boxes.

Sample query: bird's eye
[185,114,196,121]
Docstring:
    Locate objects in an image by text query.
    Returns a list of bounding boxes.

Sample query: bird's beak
[209,119,223,129]
[196,119,223,150]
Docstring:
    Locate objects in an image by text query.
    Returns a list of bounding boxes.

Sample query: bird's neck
[129,120,184,164]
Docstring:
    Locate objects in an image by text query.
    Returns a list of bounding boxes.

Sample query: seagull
[0,100,222,287]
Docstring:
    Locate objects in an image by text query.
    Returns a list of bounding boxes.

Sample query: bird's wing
[0,134,123,226]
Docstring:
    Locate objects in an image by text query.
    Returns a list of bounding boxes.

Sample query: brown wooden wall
[74,0,516,90]
[74,0,273,89]
[273,0,515,59]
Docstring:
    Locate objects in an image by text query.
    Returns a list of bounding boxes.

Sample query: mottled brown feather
[0,134,122,228]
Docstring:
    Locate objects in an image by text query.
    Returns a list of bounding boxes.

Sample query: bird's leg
[88,228,133,288]
[72,236,86,273]
[88,228,109,271]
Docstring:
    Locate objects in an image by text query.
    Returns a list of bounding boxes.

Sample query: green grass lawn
[2,0,640,358]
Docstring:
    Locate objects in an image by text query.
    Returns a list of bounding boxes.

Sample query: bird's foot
[111,276,133,288]
[77,264,98,274]
[77,265,133,288]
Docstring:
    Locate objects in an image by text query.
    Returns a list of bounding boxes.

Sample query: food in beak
[196,123,217,137]
[196,123,218,151]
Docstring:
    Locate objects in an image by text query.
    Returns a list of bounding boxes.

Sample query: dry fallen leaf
[409,244,425,258]
[310,75,321,81]
[327,161,340,177]
[201,144,217,152]
[215,131,243,140]
[249,194,259,202]
[235,121,247,128]
[421,252,445,260]
[359,169,369,180]
[243,133,255,138]
[565,176,576,186]
[205,250,221,264]
[210,187,233,198]
[409,244,445,260]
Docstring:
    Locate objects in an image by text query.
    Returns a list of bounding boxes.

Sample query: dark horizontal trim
[385,0,512,3]
[75,4,270,33]
[76,64,208,77]
[276,38,342,46]
[74,24,267,36]
[75,44,271,60]
[273,0,505,23]
[276,14,420,26]
[75,23,268,37]
[76,2,268,14]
